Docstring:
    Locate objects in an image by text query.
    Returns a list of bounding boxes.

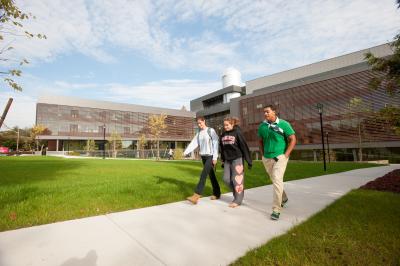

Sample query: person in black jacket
[220,117,252,208]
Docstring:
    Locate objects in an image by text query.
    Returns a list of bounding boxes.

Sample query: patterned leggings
[223,157,244,205]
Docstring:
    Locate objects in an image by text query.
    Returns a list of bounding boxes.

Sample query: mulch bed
[360,169,400,194]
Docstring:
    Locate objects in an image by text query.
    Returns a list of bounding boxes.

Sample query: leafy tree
[107,131,122,158]
[379,105,400,135]
[85,138,95,156]
[148,113,167,160]
[31,124,47,151]
[0,0,46,91]
[365,2,400,134]
[137,133,147,158]
[365,36,400,95]
[348,97,371,161]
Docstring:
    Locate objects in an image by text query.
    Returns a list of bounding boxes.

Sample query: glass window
[71,110,79,118]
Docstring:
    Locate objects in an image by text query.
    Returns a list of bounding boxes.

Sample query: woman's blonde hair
[223,116,240,126]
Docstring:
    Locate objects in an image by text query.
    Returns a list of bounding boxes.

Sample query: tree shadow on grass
[155,176,194,196]
[0,157,86,186]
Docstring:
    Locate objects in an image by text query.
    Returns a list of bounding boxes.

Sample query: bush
[173,148,184,160]
[67,151,80,156]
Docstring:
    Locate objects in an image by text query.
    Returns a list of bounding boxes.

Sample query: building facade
[190,85,245,134]
[192,43,400,161]
[36,96,195,152]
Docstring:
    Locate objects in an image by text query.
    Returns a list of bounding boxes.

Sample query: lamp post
[317,103,326,171]
[326,132,330,163]
[103,124,106,159]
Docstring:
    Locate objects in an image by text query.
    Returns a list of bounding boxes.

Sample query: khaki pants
[262,154,289,213]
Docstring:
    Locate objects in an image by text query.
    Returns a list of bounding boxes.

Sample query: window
[124,127,130,135]
[71,110,79,118]
[70,124,78,133]
[98,126,105,133]
[100,111,106,121]
[124,113,130,122]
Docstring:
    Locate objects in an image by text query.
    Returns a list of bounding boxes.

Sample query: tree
[0,0,46,91]
[148,113,167,160]
[365,3,400,134]
[365,35,400,96]
[85,138,95,156]
[31,124,47,151]
[379,106,400,135]
[107,131,122,158]
[348,97,371,161]
[137,133,147,158]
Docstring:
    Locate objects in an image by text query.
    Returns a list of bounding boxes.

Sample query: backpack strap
[207,127,213,141]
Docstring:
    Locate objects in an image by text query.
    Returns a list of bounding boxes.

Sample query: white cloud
[101,79,220,109]
[1,0,398,78]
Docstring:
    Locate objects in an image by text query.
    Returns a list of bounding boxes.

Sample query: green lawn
[0,156,378,232]
[232,189,400,266]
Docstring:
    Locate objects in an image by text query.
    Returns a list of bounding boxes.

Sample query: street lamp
[317,103,327,171]
[326,132,330,163]
[103,124,106,159]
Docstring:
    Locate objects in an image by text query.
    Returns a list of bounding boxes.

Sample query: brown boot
[210,195,220,200]
[187,193,201,204]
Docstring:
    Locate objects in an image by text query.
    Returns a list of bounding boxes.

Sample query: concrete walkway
[0,165,398,266]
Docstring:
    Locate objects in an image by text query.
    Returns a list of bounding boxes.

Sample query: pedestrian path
[0,165,398,266]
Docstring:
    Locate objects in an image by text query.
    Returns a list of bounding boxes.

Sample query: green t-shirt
[257,117,295,158]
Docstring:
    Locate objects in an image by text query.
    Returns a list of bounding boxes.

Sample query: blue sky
[1,0,399,128]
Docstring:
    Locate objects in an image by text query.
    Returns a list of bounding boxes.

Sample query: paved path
[0,165,398,266]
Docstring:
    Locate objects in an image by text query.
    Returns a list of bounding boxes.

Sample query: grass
[0,156,378,232]
[232,189,400,266]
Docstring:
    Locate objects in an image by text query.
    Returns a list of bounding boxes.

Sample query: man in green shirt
[258,105,296,220]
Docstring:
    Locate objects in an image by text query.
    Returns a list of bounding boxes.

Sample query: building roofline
[190,85,245,103]
[37,95,195,118]
[246,42,393,93]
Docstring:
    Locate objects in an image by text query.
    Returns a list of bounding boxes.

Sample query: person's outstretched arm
[183,133,199,156]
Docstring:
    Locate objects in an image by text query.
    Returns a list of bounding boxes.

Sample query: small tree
[107,131,122,158]
[137,133,147,158]
[31,124,46,151]
[348,97,370,161]
[85,139,95,156]
[379,106,400,135]
[148,113,167,160]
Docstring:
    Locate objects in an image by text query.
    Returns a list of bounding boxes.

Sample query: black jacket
[220,127,252,166]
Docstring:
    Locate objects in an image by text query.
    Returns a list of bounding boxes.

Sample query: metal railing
[46,149,188,159]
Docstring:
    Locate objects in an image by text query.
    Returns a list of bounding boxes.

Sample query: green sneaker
[281,198,288,208]
[271,211,280,220]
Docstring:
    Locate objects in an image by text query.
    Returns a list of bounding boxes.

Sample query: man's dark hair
[196,116,206,122]
[264,104,277,111]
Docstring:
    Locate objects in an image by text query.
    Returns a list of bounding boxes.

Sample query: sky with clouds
[0,0,399,129]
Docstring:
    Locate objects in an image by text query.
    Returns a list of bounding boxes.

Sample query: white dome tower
[222,67,242,88]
